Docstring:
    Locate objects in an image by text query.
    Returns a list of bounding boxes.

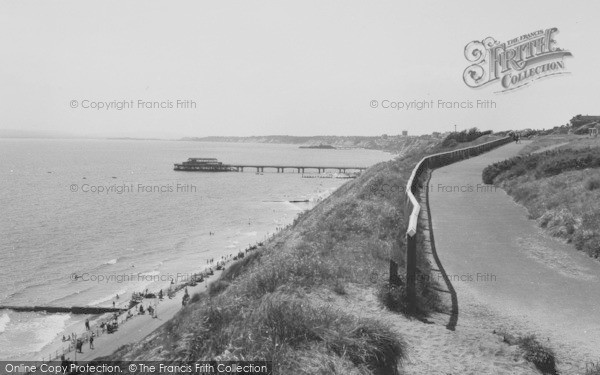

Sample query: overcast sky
[1,0,598,138]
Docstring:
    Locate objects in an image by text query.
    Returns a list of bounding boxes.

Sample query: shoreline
[28,191,338,362]
[35,242,267,362]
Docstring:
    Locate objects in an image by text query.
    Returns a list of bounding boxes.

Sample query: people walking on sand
[85,319,90,331]
[89,334,94,350]
[76,339,83,353]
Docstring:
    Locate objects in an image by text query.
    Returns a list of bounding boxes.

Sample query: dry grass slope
[482,139,600,259]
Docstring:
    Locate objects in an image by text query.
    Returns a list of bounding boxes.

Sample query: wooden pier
[228,165,367,173]
[173,158,367,173]
[0,305,127,315]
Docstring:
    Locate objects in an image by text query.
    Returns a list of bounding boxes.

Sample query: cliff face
[179,135,443,153]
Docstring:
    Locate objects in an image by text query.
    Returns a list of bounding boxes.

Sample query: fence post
[389,258,400,285]
[406,232,417,314]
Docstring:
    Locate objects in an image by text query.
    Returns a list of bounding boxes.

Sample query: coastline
[35,256,234,362]
[29,188,339,362]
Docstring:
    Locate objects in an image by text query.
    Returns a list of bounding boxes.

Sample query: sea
[0,138,393,360]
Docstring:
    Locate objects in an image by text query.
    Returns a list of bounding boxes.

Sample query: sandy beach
[36,265,229,362]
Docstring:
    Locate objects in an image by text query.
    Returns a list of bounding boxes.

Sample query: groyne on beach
[0,306,126,315]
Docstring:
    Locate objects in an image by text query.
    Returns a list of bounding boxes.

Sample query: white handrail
[405,136,512,237]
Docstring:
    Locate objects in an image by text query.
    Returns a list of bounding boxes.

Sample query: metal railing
[395,136,513,315]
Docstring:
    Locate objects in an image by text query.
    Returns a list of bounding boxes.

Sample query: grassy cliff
[101,135,502,373]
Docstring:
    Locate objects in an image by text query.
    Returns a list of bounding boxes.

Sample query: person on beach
[89,334,94,350]
[112,301,115,308]
[158,289,163,300]
[85,319,90,331]
[76,339,83,353]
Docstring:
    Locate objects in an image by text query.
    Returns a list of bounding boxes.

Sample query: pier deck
[174,164,367,173]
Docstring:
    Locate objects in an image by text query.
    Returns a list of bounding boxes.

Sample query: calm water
[0,139,392,359]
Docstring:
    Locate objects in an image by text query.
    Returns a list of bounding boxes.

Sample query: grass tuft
[253,293,405,375]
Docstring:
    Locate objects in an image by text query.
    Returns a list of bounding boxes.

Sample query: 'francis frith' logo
[463,28,572,92]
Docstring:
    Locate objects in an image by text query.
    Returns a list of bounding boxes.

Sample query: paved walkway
[429,141,600,363]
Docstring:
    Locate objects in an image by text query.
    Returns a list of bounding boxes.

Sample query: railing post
[406,232,417,314]
[389,258,400,285]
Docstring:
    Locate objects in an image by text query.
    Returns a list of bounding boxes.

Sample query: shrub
[208,280,230,297]
[586,362,600,375]
[482,147,600,185]
[442,128,493,147]
[332,279,347,295]
[190,292,202,304]
[585,177,600,191]
[377,282,407,313]
[518,335,557,374]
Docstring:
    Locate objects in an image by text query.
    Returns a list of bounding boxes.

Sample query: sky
[0,0,598,138]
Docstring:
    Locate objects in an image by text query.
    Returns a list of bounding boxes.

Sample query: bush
[586,362,600,375]
[208,280,230,297]
[482,147,600,185]
[442,128,492,147]
[377,282,407,313]
[190,292,202,304]
[332,279,347,295]
[518,335,557,375]
[585,177,600,190]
